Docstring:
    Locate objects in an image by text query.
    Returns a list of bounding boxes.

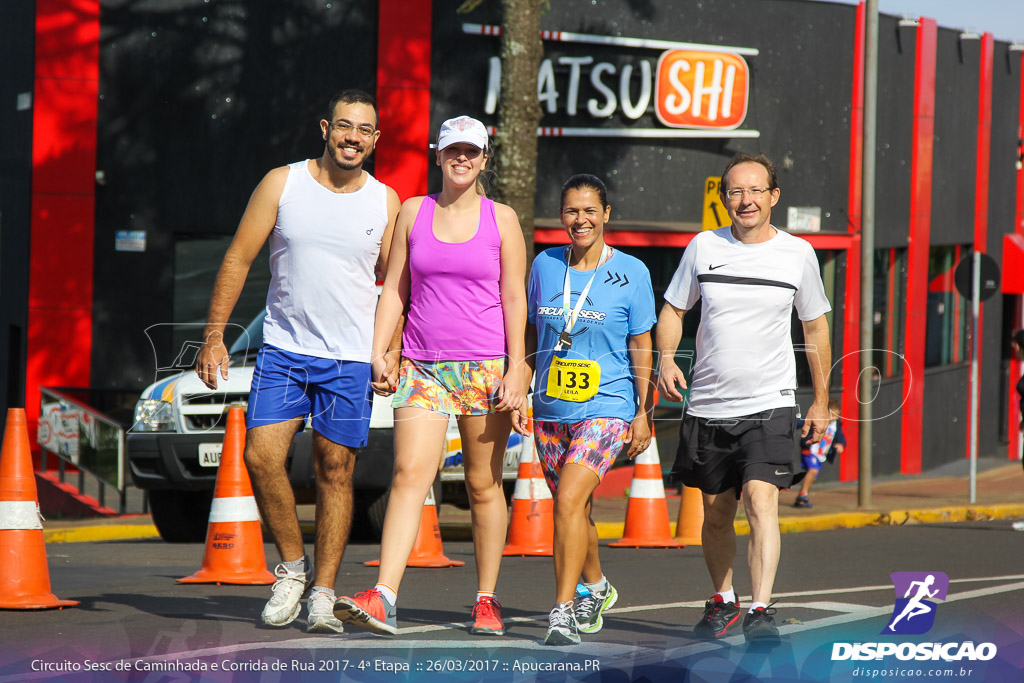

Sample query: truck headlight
[133,399,175,432]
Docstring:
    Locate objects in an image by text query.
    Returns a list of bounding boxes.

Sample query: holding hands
[371,352,400,396]
[494,366,527,413]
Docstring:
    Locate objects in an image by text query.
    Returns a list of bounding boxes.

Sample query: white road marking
[777,601,876,613]
[664,580,1024,657]
[6,575,1020,683]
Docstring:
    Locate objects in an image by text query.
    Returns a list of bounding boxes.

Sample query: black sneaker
[793,495,812,508]
[743,605,780,643]
[693,594,741,639]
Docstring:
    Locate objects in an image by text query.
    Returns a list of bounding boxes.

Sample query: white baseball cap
[437,116,488,151]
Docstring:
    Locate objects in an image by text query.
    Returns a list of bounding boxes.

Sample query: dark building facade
[5,0,1023,484]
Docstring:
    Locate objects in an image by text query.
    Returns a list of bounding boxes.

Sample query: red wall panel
[27,0,99,435]
[26,310,93,429]
[30,78,98,195]
[34,0,100,80]
[840,1,866,482]
[375,0,432,201]
[29,194,95,310]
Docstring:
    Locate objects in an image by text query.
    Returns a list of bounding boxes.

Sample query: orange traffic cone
[0,408,79,609]
[179,406,274,585]
[674,485,704,545]
[503,429,553,556]
[609,423,683,548]
[365,486,464,568]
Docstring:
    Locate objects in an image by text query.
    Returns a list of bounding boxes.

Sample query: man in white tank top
[656,153,833,643]
[196,90,401,633]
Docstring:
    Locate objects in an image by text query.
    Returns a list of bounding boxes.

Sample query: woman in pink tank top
[334,116,527,636]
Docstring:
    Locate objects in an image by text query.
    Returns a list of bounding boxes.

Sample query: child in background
[794,397,843,509]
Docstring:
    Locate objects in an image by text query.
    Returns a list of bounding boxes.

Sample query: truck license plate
[503,446,521,471]
[198,443,222,467]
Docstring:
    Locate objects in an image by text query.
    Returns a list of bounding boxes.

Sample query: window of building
[792,249,840,389]
[925,244,970,367]
[873,248,907,378]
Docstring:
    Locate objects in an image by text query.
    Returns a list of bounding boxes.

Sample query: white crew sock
[375,583,397,605]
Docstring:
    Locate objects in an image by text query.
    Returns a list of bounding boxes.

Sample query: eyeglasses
[724,187,770,201]
[330,120,376,138]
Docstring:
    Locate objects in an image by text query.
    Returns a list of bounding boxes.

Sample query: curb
[596,503,1024,541]
[724,503,1024,539]
[42,503,1024,544]
[44,524,161,544]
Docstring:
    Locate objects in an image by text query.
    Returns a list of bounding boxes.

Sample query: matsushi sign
[467,24,758,138]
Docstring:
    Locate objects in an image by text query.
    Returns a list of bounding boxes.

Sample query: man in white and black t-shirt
[656,153,832,643]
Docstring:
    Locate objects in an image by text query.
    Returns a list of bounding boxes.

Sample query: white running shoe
[260,559,311,627]
[544,602,581,645]
[306,589,344,633]
[574,581,618,634]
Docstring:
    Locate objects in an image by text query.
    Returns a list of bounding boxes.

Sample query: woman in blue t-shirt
[514,174,656,645]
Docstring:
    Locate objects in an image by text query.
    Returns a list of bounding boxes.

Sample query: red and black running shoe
[693,594,741,639]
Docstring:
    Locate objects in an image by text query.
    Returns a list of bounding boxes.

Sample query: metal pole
[859,0,879,509]
[969,251,981,503]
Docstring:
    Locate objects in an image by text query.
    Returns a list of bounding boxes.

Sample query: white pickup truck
[126,312,523,542]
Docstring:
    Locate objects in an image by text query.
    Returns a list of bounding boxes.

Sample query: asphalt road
[1,521,1022,682]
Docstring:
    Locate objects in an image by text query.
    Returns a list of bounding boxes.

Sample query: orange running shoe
[470,596,505,636]
[333,588,397,635]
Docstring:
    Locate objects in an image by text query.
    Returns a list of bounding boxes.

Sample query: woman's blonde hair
[475,143,494,197]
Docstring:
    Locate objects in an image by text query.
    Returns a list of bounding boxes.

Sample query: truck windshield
[228,311,266,357]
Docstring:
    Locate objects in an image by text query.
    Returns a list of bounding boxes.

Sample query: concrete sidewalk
[40,459,1024,544]
[474,457,1024,540]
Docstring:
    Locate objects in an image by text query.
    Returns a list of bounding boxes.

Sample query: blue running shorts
[801,454,825,471]
[246,345,372,448]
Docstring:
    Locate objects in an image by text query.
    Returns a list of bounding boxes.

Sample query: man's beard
[329,143,365,171]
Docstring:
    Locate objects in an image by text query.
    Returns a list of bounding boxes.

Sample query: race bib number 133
[545,357,601,403]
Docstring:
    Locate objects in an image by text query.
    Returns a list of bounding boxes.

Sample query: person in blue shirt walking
[514,174,656,645]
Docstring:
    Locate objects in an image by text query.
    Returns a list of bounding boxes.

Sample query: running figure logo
[884,571,949,635]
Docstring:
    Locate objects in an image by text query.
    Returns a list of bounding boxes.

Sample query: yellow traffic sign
[702,176,726,231]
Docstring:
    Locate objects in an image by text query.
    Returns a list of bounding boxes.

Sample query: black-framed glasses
[330,120,376,138]
[724,187,770,201]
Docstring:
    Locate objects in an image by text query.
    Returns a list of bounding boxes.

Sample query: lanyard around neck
[557,244,611,351]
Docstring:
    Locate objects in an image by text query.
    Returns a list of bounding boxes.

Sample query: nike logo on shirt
[708,264,728,270]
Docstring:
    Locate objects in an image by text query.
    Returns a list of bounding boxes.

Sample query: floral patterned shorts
[534,418,630,492]
[392,357,507,415]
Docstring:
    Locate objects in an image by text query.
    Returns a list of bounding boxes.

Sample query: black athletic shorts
[670,406,800,498]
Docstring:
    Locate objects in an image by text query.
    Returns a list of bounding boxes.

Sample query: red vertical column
[27,0,100,441]
[375,0,432,201]
[899,18,938,475]
[1012,51,1024,462]
[839,1,865,482]
[967,33,993,459]
[1017,48,1024,237]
